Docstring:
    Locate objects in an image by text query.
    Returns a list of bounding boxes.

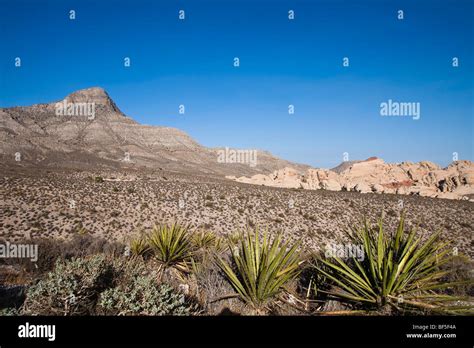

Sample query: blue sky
[0,0,472,168]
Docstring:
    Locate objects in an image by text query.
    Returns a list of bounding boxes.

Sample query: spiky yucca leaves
[315,216,473,314]
[190,230,226,275]
[192,230,227,254]
[218,231,302,310]
[227,231,242,246]
[148,224,193,270]
[129,236,151,257]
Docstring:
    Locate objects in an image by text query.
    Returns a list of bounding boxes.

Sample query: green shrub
[22,255,115,315]
[0,307,20,316]
[21,254,197,316]
[313,215,473,314]
[98,262,195,315]
[148,224,193,270]
[189,231,227,281]
[94,176,104,183]
[218,231,302,312]
[191,230,226,254]
[129,236,151,257]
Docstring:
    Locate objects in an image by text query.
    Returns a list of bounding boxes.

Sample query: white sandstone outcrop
[231,157,474,200]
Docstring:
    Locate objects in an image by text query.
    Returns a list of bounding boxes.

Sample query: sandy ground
[1,168,472,257]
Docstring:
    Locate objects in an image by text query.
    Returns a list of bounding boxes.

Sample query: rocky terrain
[0,87,309,176]
[1,167,473,257]
[2,87,472,201]
[230,157,474,201]
[0,87,472,319]
[0,87,472,256]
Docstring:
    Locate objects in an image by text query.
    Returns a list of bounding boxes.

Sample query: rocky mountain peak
[61,87,122,114]
[0,87,308,176]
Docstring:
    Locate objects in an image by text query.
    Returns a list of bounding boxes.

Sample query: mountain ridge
[2,87,473,201]
[0,87,310,176]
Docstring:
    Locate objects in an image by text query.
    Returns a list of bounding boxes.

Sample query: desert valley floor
[1,166,473,257]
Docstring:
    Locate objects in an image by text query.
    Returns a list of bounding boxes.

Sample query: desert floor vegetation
[1,216,472,316]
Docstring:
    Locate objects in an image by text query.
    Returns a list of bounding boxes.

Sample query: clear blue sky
[1,0,472,168]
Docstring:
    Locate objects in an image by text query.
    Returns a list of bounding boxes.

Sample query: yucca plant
[192,230,217,249]
[227,231,242,246]
[148,224,193,271]
[192,230,227,254]
[218,231,302,311]
[190,230,226,275]
[129,236,151,257]
[314,215,473,314]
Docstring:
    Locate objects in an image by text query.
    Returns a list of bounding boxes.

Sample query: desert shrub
[22,255,115,315]
[190,230,227,277]
[98,261,196,315]
[100,282,193,316]
[0,307,20,316]
[191,230,226,254]
[94,176,104,183]
[0,236,124,283]
[227,232,242,246]
[313,215,473,314]
[21,254,197,316]
[64,234,125,258]
[296,254,334,312]
[218,231,302,312]
[0,238,64,277]
[439,255,474,297]
[192,230,217,250]
[129,235,151,258]
[191,257,244,315]
[148,224,193,270]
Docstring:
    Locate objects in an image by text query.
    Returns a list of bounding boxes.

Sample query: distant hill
[0,87,310,176]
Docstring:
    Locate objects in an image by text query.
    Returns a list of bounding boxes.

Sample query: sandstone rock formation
[232,157,474,200]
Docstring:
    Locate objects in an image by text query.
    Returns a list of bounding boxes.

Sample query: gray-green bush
[22,255,115,315]
[98,259,196,315]
[99,279,194,315]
